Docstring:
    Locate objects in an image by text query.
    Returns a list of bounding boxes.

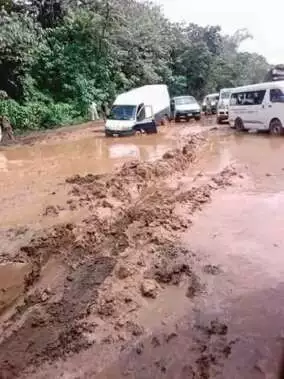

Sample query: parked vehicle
[264,64,284,82]
[201,97,207,112]
[202,93,219,115]
[229,81,284,135]
[171,96,201,122]
[105,85,170,137]
[217,88,234,123]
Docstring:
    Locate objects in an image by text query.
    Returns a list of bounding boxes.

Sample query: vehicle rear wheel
[269,119,284,135]
[175,116,180,123]
[217,117,222,125]
[160,116,170,126]
[195,116,201,121]
[235,118,245,131]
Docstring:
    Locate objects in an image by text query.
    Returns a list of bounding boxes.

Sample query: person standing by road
[0,115,15,143]
[89,101,99,121]
[0,91,15,143]
[101,102,109,121]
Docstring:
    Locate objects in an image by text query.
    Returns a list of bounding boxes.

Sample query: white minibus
[229,81,284,135]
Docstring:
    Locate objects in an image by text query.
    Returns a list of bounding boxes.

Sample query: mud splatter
[203,264,222,275]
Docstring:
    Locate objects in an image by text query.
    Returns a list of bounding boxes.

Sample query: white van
[105,85,170,137]
[217,88,233,123]
[202,93,219,114]
[229,81,284,135]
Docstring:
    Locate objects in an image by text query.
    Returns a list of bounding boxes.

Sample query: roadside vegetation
[0,0,270,131]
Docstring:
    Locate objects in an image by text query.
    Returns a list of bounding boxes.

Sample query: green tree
[0,9,42,99]
[0,0,272,131]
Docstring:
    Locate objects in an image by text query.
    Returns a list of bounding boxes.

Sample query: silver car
[171,96,201,122]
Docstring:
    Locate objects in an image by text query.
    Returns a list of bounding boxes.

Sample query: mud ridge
[64,133,207,209]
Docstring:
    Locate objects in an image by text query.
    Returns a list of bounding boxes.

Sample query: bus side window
[270,89,284,103]
[230,94,237,105]
[243,92,254,105]
[253,90,266,105]
[237,93,244,105]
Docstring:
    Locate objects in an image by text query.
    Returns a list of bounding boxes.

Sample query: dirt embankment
[0,131,238,378]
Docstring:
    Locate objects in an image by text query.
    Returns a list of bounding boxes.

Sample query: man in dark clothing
[101,103,109,121]
[0,115,15,142]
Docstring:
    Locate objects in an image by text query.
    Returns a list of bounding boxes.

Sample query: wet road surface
[2,122,284,229]
[93,132,284,379]
[2,122,284,378]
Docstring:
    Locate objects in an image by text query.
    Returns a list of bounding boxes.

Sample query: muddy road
[1,120,284,379]
[0,121,213,229]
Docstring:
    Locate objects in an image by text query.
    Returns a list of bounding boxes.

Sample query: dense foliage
[0,0,270,131]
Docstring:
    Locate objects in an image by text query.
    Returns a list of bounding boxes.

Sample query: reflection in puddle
[0,153,8,172]
[108,144,140,159]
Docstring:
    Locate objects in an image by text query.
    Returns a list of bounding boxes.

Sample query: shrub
[0,99,80,131]
[40,102,79,129]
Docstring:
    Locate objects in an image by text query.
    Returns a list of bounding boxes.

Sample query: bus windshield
[109,105,136,121]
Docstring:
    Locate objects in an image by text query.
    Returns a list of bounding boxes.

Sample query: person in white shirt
[89,101,99,121]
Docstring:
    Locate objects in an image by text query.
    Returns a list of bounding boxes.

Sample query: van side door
[264,88,284,129]
[134,103,157,134]
[243,90,266,130]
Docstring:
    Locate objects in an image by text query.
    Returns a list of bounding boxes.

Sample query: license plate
[187,113,192,116]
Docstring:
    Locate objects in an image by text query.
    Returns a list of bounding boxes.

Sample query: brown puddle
[191,132,284,192]
[0,130,176,178]
[0,128,178,228]
[1,126,284,228]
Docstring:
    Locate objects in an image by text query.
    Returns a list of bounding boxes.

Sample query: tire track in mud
[0,257,115,379]
[0,131,238,378]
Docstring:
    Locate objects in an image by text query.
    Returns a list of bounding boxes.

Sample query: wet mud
[1,121,284,378]
[0,123,238,378]
[0,257,115,378]
[0,122,180,228]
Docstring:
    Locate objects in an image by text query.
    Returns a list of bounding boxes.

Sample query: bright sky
[153,0,283,64]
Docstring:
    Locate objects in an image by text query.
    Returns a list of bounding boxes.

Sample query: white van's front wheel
[235,118,245,132]
[269,119,284,136]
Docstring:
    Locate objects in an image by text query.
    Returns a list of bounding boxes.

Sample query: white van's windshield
[109,105,136,121]
[175,96,196,105]
[208,94,219,101]
[220,91,231,99]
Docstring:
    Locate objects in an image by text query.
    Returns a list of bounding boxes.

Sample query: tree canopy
[0,0,271,130]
